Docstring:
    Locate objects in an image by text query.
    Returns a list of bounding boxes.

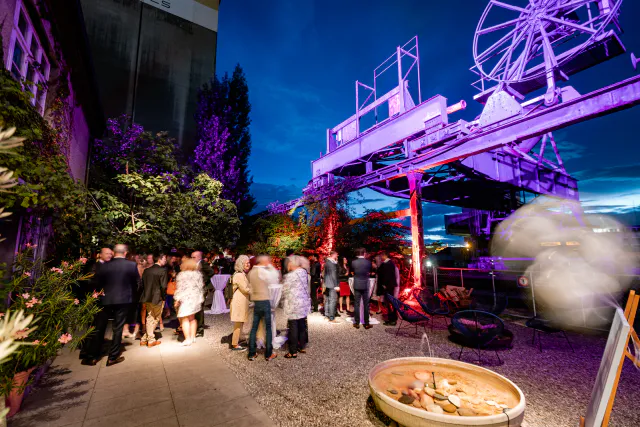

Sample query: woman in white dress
[174,258,204,346]
[282,255,312,359]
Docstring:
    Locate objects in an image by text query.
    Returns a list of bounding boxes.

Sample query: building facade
[0,0,103,182]
[80,0,220,150]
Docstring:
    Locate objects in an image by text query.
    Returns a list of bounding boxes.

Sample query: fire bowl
[369,357,525,427]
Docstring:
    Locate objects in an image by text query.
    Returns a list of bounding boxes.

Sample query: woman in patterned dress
[282,255,312,359]
[174,258,204,346]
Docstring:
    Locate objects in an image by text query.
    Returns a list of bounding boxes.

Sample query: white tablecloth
[243,283,287,349]
[346,278,379,325]
[205,274,231,314]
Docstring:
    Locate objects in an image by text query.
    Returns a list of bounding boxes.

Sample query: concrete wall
[80,0,218,150]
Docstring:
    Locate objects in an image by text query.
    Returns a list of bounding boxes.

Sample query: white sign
[141,0,219,32]
[584,308,631,427]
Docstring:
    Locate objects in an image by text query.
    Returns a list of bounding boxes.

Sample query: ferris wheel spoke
[539,23,558,68]
[492,26,530,79]
[547,0,593,14]
[476,25,522,64]
[490,0,531,15]
[478,16,527,36]
[541,15,597,35]
[510,23,537,81]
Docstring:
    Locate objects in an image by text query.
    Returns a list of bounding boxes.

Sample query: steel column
[408,171,424,288]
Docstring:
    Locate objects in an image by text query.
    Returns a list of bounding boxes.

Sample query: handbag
[224,275,235,301]
[166,279,176,296]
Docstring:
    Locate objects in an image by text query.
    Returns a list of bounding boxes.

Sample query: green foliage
[245,213,307,257]
[0,67,99,259]
[91,173,240,251]
[0,248,101,395]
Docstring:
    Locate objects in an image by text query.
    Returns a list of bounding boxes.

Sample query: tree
[91,173,240,251]
[90,115,185,192]
[195,65,255,219]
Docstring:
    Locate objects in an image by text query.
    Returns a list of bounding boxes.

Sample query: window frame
[5,0,51,115]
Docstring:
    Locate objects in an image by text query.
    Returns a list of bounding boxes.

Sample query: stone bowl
[368,357,525,427]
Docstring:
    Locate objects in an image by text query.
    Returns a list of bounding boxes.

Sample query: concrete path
[8,332,275,427]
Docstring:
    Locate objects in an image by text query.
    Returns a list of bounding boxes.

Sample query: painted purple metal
[269,1,640,288]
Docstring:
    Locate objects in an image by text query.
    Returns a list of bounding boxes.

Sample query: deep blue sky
[216,1,640,242]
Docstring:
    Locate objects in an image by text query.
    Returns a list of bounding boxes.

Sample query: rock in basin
[369,357,525,427]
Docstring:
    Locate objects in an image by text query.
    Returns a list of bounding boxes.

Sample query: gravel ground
[203,309,640,427]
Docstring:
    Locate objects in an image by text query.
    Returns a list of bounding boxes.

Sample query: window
[6,1,51,115]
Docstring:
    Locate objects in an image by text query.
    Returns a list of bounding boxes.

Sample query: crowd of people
[77,244,401,366]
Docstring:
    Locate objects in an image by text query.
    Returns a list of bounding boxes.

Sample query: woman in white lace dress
[174,259,204,346]
[282,255,312,359]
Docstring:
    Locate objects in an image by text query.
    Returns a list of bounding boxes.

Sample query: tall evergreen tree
[194,64,255,219]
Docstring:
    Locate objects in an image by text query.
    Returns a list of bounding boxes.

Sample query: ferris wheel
[473,0,623,103]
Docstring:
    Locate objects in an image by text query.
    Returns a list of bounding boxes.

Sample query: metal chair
[386,294,431,337]
[412,288,450,331]
[451,310,505,364]
[525,316,574,353]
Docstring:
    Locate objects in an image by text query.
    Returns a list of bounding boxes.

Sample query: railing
[424,266,640,331]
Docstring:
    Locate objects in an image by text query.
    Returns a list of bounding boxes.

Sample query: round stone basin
[369,357,525,427]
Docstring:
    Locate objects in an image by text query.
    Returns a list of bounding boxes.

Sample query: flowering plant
[0,247,101,396]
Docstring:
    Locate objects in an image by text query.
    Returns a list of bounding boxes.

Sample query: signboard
[517,276,529,288]
[141,0,219,32]
[583,308,631,427]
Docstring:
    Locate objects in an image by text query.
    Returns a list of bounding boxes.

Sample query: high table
[346,277,380,325]
[243,283,287,349]
[204,274,231,315]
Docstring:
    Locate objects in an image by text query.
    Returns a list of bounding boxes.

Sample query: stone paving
[8,330,275,427]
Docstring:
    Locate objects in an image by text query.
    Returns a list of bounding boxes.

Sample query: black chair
[525,316,574,353]
[386,294,431,337]
[450,310,505,364]
[412,288,450,331]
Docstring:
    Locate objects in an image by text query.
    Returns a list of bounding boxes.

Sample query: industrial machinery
[271,0,640,287]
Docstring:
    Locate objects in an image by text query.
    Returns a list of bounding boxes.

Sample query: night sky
[216,0,640,242]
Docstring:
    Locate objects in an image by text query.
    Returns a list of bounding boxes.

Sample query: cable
[503,407,511,426]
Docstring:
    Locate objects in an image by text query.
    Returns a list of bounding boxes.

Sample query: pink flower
[23,272,31,277]
[0,313,4,318]
[61,261,69,268]
[42,342,47,346]
[91,290,105,299]
[79,257,88,265]
[50,267,63,274]
[14,329,30,339]
[21,293,30,299]
[58,333,72,344]
[74,299,80,305]
[29,297,41,305]
[25,243,37,248]
[25,302,34,308]
[33,340,40,345]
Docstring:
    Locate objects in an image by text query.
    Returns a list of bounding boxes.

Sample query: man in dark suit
[140,253,168,347]
[377,251,398,326]
[82,244,140,367]
[309,254,321,312]
[351,248,373,329]
[323,251,339,322]
[192,250,214,336]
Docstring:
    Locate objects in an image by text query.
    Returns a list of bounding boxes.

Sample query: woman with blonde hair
[174,258,204,346]
[282,255,312,359]
[229,255,251,351]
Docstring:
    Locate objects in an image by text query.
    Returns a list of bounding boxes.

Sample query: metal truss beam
[351,74,640,189]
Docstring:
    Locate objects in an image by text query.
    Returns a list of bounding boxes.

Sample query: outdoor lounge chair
[449,310,508,364]
[412,287,450,331]
[386,294,431,337]
[525,316,574,353]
